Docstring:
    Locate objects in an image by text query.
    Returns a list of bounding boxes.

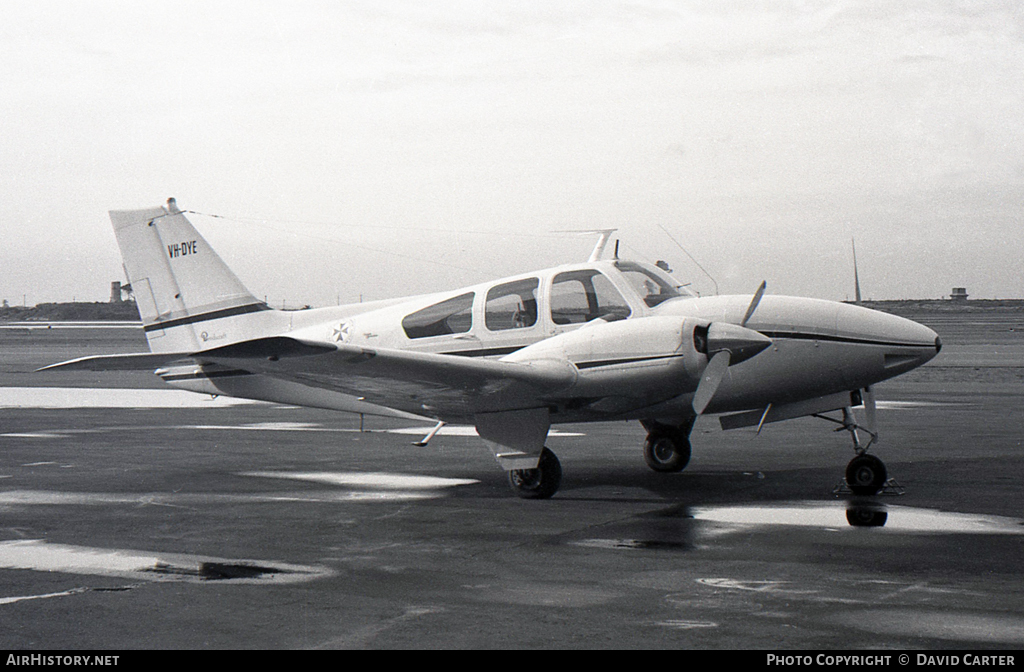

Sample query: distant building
[950,287,968,302]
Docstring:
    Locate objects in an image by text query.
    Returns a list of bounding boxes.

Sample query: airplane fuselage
[161,259,940,427]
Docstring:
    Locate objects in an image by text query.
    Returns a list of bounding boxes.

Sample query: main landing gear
[503,417,695,498]
[507,447,562,499]
[641,420,694,473]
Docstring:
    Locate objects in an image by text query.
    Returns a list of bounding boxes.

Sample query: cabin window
[614,261,686,307]
[485,278,539,331]
[549,270,631,325]
[402,292,474,339]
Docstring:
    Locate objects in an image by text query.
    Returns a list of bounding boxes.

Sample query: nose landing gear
[815,389,899,496]
[836,404,890,496]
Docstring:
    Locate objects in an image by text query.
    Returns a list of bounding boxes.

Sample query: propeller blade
[741,281,766,327]
[692,350,731,415]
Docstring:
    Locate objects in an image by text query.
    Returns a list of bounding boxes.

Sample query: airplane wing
[194,336,577,418]
[38,335,578,419]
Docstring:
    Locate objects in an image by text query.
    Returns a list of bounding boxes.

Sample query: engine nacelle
[503,316,710,401]
[503,316,772,413]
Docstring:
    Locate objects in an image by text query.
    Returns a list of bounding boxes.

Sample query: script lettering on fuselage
[167,240,199,259]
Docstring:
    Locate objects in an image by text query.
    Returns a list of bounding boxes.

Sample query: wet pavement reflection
[568,499,1024,552]
[688,500,1024,534]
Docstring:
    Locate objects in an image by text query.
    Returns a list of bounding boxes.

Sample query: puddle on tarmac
[0,488,439,506]
[0,471,480,510]
[0,387,262,409]
[656,619,719,630]
[875,401,958,409]
[0,539,330,584]
[831,608,1024,645]
[569,501,1024,552]
[570,538,691,551]
[242,471,479,490]
[689,501,1024,534]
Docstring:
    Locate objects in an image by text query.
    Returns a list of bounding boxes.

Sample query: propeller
[691,283,771,415]
[691,321,771,415]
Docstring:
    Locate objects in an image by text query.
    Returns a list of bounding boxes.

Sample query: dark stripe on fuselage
[575,354,684,370]
[441,346,526,358]
[143,303,271,333]
[441,347,683,366]
[758,331,934,348]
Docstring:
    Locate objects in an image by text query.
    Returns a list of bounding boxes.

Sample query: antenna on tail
[852,238,862,303]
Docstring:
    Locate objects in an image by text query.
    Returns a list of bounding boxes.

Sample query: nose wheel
[845,453,887,496]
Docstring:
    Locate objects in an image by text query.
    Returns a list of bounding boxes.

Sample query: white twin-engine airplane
[44,198,941,499]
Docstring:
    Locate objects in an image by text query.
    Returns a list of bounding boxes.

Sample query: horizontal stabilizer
[36,352,196,372]
[37,336,334,373]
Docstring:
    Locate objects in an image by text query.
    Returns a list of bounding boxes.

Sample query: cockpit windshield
[613,261,693,307]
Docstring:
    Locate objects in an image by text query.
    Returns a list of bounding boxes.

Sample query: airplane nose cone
[706,322,772,365]
[836,303,941,372]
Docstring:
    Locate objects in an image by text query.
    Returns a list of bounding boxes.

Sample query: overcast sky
[2,1,1022,306]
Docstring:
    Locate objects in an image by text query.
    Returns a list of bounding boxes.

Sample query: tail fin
[111,198,278,353]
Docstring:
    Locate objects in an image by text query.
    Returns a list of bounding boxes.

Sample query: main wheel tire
[643,429,692,473]
[845,453,887,496]
[507,447,562,499]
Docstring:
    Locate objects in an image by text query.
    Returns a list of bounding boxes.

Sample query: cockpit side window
[402,292,474,339]
[614,261,686,307]
[485,278,539,331]
[550,270,631,325]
